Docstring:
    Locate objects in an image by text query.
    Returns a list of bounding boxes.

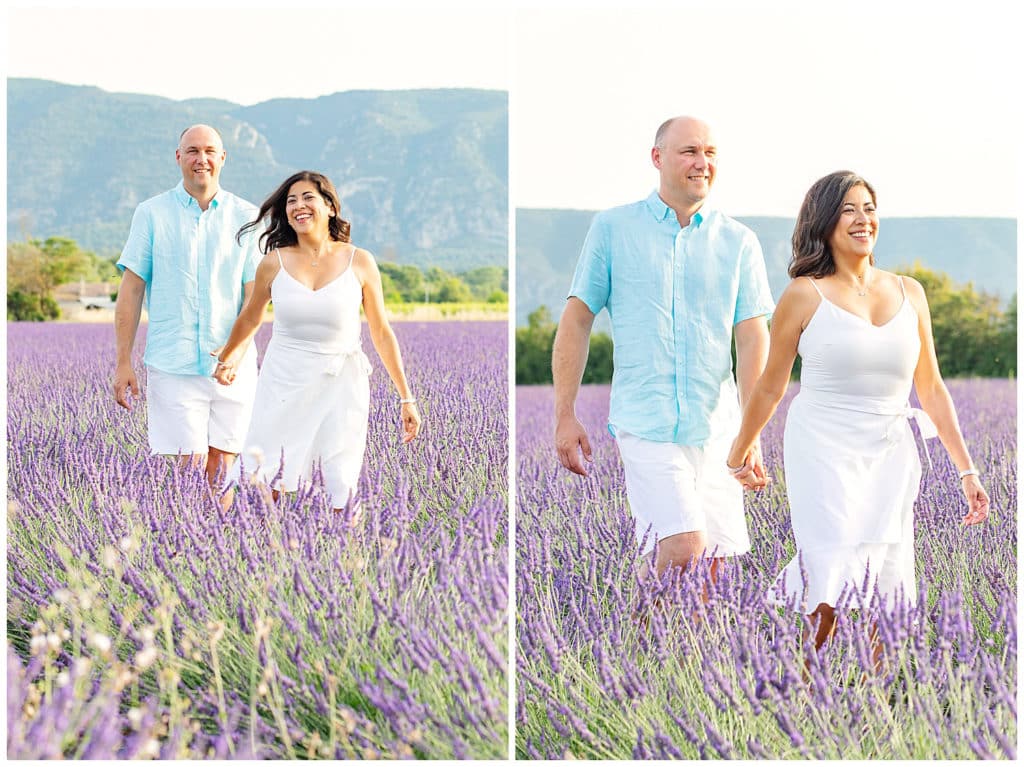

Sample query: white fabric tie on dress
[324,348,372,377]
[885,404,938,472]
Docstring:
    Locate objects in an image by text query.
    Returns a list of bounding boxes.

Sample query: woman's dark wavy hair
[789,170,876,278]
[236,170,351,252]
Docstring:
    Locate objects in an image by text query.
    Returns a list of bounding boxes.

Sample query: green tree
[460,265,508,301]
[7,290,60,321]
[515,306,558,384]
[8,236,120,321]
[515,305,615,384]
[994,293,1017,377]
[581,332,614,383]
[900,261,1008,377]
[378,262,424,302]
[35,236,95,290]
[424,266,448,303]
[378,271,404,304]
[436,276,474,303]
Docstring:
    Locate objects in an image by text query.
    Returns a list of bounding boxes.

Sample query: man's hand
[727,438,770,491]
[209,347,239,386]
[555,414,593,476]
[113,362,140,409]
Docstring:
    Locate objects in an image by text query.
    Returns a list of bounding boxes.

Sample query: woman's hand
[727,438,769,491]
[210,346,241,386]
[401,402,422,444]
[961,475,990,526]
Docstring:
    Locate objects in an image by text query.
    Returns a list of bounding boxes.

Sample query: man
[113,124,261,486]
[552,115,774,579]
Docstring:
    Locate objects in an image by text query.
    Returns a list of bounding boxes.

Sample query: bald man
[553,116,775,581]
[114,125,261,486]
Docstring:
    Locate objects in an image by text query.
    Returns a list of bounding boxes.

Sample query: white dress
[773,276,936,610]
[235,246,371,508]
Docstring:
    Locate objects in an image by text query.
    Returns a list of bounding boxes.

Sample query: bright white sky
[6,3,510,101]
[6,1,1022,218]
[513,2,1021,217]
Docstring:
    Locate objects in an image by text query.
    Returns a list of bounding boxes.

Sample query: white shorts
[145,350,257,455]
[616,429,750,558]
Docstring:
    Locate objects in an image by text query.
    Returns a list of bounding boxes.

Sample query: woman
[726,170,989,653]
[213,170,421,511]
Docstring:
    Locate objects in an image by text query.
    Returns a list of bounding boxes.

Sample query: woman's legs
[805,604,886,678]
[809,602,837,649]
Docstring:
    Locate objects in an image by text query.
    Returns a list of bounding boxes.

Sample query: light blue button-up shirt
[117,182,261,376]
[569,191,775,446]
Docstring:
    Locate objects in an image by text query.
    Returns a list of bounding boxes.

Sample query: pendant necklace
[308,242,325,268]
[853,267,871,296]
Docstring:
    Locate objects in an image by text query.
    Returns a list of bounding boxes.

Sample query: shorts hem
[638,524,751,559]
[149,443,209,457]
[207,441,243,455]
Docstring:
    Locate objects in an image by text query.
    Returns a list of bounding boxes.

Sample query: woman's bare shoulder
[257,248,284,270]
[776,276,823,328]
[779,275,822,304]
[349,245,378,286]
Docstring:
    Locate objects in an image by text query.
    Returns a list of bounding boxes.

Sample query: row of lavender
[7,321,509,759]
[516,380,1017,759]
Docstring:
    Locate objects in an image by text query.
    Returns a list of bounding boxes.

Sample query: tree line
[517,263,1017,383]
[6,237,508,321]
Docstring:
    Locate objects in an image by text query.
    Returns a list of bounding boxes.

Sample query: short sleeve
[117,204,154,283]
[567,213,611,315]
[734,230,775,324]
[238,215,261,284]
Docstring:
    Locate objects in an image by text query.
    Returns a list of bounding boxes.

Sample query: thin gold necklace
[305,240,329,268]
[850,267,872,296]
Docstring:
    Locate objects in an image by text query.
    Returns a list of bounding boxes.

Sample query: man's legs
[148,365,253,497]
[208,351,257,505]
[149,366,214,476]
[620,426,748,617]
[206,446,236,486]
[643,529,707,578]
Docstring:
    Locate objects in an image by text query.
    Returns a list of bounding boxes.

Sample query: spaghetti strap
[804,276,825,298]
[275,247,284,267]
[346,244,357,270]
[897,275,906,298]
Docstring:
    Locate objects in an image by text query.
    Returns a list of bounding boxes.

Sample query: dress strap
[804,276,825,297]
[346,244,357,270]
[275,247,284,267]
[897,275,906,298]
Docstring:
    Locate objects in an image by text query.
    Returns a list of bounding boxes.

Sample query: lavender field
[516,381,1016,759]
[7,321,508,759]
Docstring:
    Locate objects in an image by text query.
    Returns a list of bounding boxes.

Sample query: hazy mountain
[7,78,507,271]
[516,208,1017,326]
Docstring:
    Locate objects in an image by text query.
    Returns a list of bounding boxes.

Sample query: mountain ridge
[7,78,507,271]
[516,208,1017,326]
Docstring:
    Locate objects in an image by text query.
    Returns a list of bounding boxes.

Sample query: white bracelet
[400,397,417,404]
[958,468,979,480]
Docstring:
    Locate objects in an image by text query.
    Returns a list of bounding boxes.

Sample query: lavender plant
[7,321,508,759]
[516,380,1016,759]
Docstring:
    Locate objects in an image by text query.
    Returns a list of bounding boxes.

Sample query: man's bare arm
[552,297,597,475]
[733,314,771,488]
[113,269,146,409]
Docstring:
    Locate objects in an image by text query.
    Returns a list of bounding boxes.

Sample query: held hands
[210,347,240,386]
[726,438,770,491]
[113,362,140,410]
[555,415,593,476]
[400,402,422,444]
[960,475,990,526]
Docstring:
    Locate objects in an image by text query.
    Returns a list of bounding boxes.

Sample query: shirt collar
[645,189,706,228]
[173,180,221,209]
